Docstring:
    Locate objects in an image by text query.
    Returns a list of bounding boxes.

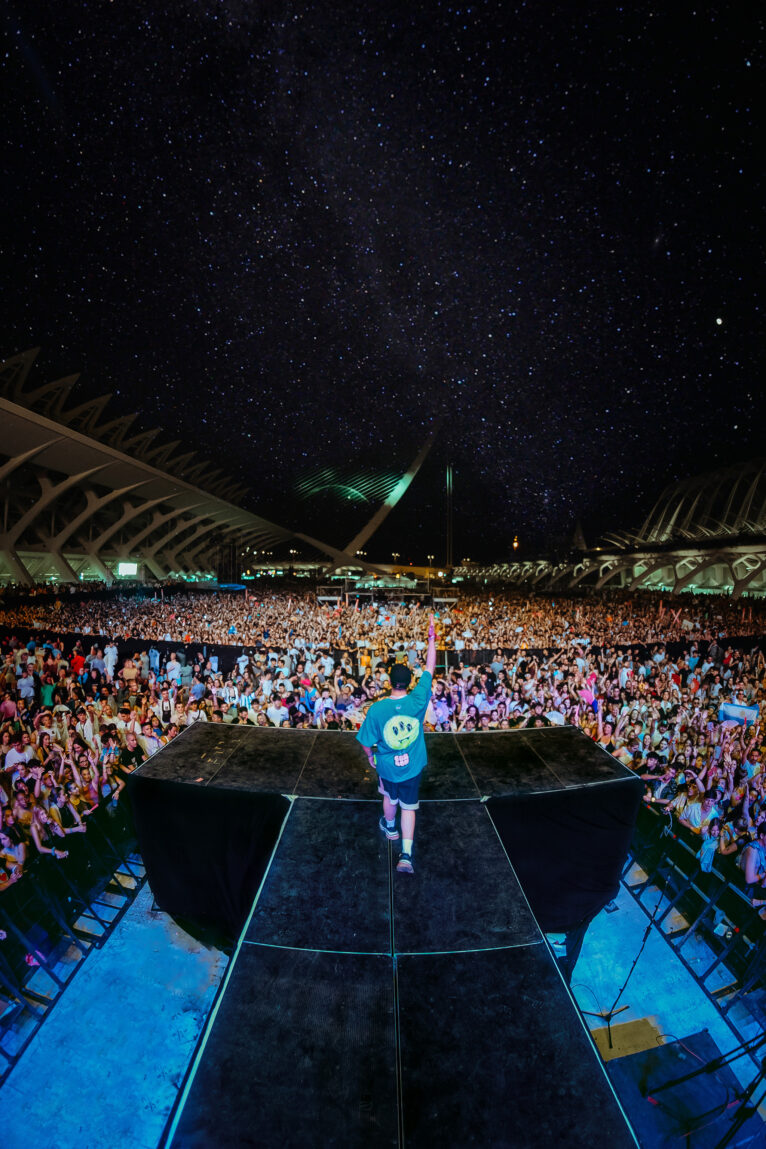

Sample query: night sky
[1,3,762,564]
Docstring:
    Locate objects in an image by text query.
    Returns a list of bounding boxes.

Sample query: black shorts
[377,773,421,811]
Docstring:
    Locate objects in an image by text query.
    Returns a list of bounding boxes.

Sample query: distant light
[117,561,138,577]
[715,317,723,325]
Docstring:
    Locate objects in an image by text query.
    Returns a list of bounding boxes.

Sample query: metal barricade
[0,802,144,1082]
[625,803,765,1037]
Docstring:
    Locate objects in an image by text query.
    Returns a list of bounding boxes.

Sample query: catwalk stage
[129,724,643,1147]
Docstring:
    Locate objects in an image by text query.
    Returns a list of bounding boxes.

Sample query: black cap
[390,664,412,689]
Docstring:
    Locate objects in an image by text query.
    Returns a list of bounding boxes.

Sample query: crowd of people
[0,586,763,650]
[1,586,765,910]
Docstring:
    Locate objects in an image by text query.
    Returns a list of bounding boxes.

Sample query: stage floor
[138,722,635,799]
[164,797,638,1148]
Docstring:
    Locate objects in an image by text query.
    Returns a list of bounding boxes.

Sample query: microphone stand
[581,886,666,1051]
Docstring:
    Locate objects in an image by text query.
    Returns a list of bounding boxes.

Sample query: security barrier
[0,802,143,1080]
[625,804,765,1027]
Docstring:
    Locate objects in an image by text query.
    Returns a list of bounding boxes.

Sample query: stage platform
[129,726,642,1147]
[133,721,633,798]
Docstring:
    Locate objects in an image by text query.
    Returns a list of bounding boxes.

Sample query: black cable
[571,980,605,1018]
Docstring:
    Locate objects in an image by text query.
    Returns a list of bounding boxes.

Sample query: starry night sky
[1,2,762,563]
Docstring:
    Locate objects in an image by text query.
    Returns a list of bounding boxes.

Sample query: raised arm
[719,769,734,805]
[744,726,758,760]
[30,764,44,799]
[69,755,83,789]
[426,615,437,677]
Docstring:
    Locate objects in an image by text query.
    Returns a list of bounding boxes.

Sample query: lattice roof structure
[295,466,404,506]
[452,461,766,598]
[0,350,435,586]
[0,350,296,585]
[627,459,766,547]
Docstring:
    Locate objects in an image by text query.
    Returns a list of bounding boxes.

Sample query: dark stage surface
[133,724,643,934]
[131,726,641,1147]
[134,722,635,798]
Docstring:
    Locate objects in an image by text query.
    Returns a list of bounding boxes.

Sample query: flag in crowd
[718,702,759,727]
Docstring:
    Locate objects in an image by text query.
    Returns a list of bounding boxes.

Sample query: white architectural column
[0,546,33,586]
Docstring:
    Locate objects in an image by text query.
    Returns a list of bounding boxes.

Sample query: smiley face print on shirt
[383,714,421,767]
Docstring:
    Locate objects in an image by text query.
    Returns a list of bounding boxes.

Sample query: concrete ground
[566,877,765,1099]
[0,883,228,1149]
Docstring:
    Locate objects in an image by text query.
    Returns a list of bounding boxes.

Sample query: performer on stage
[357,614,437,873]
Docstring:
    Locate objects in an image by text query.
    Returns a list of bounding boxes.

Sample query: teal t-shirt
[357,671,432,782]
[40,682,56,708]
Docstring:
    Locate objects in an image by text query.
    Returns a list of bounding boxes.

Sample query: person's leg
[382,793,397,825]
[400,808,416,856]
[395,779,420,871]
[378,781,400,838]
